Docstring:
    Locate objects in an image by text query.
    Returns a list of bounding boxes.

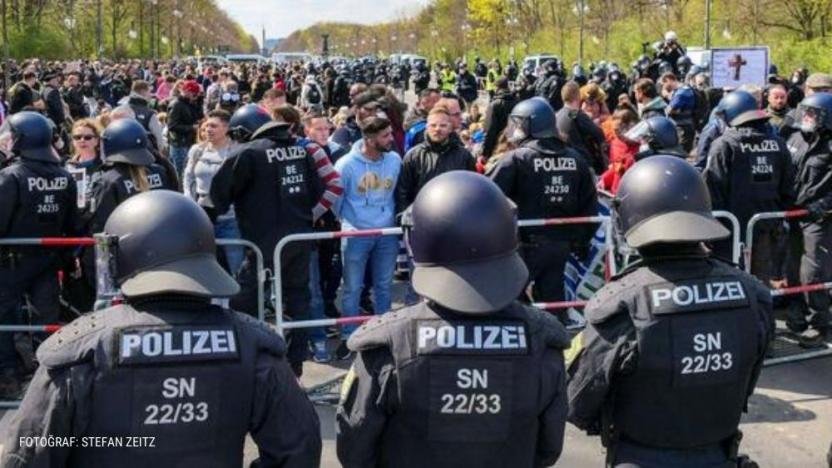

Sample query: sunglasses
[72,134,96,141]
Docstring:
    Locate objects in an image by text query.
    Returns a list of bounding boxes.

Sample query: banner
[710,47,769,89]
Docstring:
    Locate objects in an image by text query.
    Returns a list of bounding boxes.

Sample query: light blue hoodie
[334,140,402,230]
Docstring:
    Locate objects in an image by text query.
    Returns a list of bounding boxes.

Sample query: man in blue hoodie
[333,116,402,360]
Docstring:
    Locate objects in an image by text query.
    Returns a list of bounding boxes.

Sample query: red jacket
[599,136,639,194]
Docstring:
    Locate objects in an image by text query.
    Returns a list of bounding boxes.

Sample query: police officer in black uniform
[210,104,326,377]
[624,116,687,160]
[705,90,796,281]
[1,190,321,467]
[336,171,569,468]
[0,112,78,398]
[785,93,832,343]
[535,59,565,112]
[86,119,169,235]
[568,155,772,468]
[488,98,598,317]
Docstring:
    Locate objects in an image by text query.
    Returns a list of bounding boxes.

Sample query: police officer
[568,155,772,468]
[624,116,687,160]
[336,171,569,468]
[1,190,321,466]
[86,119,169,235]
[785,93,832,343]
[488,98,598,318]
[210,104,329,377]
[0,112,77,398]
[535,59,565,111]
[705,90,796,280]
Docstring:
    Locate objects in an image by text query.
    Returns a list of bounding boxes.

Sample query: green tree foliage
[279,0,832,72]
[2,0,255,60]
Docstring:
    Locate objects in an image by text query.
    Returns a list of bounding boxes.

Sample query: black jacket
[555,107,607,175]
[210,131,325,266]
[535,73,564,111]
[331,116,362,148]
[167,98,201,147]
[787,130,832,214]
[87,163,169,234]
[0,158,77,240]
[488,138,598,242]
[456,72,479,103]
[43,85,67,129]
[704,125,796,234]
[396,135,476,213]
[482,90,517,158]
[8,81,35,114]
[63,85,89,120]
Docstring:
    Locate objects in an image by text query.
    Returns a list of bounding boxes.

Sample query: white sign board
[711,47,769,89]
[68,166,87,209]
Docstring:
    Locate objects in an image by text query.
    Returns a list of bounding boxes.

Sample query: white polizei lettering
[739,140,780,153]
[456,326,474,349]
[533,158,577,173]
[502,327,518,348]
[266,147,306,163]
[192,331,211,354]
[163,332,182,356]
[473,326,483,348]
[210,330,228,352]
[27,177,68,192]
[725,282,746,300]
[418,326,437,349]
[147,173,164,189]
[518,327,527,348]
[226,330,237,353]
[121,334,141,358]
[437,326,455,347]
[672,286,694,306]
[483,326,501,349]
[144,333,162,356]
[652,289,672,307]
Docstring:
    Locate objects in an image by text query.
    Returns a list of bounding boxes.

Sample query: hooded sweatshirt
[334,140,402,230]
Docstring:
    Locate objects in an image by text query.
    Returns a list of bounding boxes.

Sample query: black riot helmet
[543,58,559,75]
[403,171,528,314]
[101,119,154,166]
[104,190,240,298]
[571,64,587,86]
[505,97,557,144]
[676,55,693,77]
[613,155,728,249]
[795,92,832,134]
[721,90,767,127]
[229,104,273,142]
[6,111,57,162]
[625,116,681,159]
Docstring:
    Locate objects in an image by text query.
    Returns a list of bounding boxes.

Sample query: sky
[216,0,428,44]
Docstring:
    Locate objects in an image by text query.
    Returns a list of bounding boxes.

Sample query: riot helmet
[677,56,693,77]
[505,97,557,144]
[403,171,528,314]
[5,111,57,162]
[795,92,832,134]
[658,61,674,77]
[613,155,728,248]
[229,104,273,142]
[101,119,154,166]
[543,59,559,75]
[721,90,767,127]
[104,190,240,298]
[625,117,680,158]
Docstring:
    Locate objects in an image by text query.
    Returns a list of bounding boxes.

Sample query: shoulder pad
[37,307,114,369]
[585,276,634,325]
[519,304,570,349]
[347,308,412,352]
[231,312,286,357]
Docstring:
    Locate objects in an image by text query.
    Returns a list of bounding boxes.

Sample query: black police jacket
[210,134,325,265]
[488,138,598,242]
[0,158,78,242]
[567,256,772,450]
[0,300,321,467]
[555,107,607,174]
[336,301,570,468]
[535,73,564,111]
[87,163,169,234]
[704,125,796,234]
[787,130,832,213]
[482,90,517,158]
[396,135,476,214]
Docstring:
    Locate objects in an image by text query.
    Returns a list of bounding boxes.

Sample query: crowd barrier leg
[745,209,808,274]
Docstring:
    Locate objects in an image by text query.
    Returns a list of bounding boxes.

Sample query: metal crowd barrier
[744,209,807,274]
[272,216,611,336]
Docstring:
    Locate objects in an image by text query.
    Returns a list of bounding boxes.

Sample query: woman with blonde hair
[580,82,611,125]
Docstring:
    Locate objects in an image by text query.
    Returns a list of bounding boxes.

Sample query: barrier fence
[272,216,610,336]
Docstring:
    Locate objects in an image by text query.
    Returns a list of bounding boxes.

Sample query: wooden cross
[728,53,747,81]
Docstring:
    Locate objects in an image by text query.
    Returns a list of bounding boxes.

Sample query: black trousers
[520,238,572,303]
[786,219,832,330]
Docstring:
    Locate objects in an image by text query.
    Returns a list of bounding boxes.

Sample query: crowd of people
[0,29,829,404]
[0,25,830,467]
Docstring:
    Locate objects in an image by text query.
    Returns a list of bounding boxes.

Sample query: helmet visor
[506,115,528,144]
[798,105,826,133]
[624,120,651,144]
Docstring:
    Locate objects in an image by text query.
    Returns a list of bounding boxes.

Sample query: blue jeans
[308,249,327,342]
[169,144,190,178]
[340,235,399,337]
[214,216,244,276]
